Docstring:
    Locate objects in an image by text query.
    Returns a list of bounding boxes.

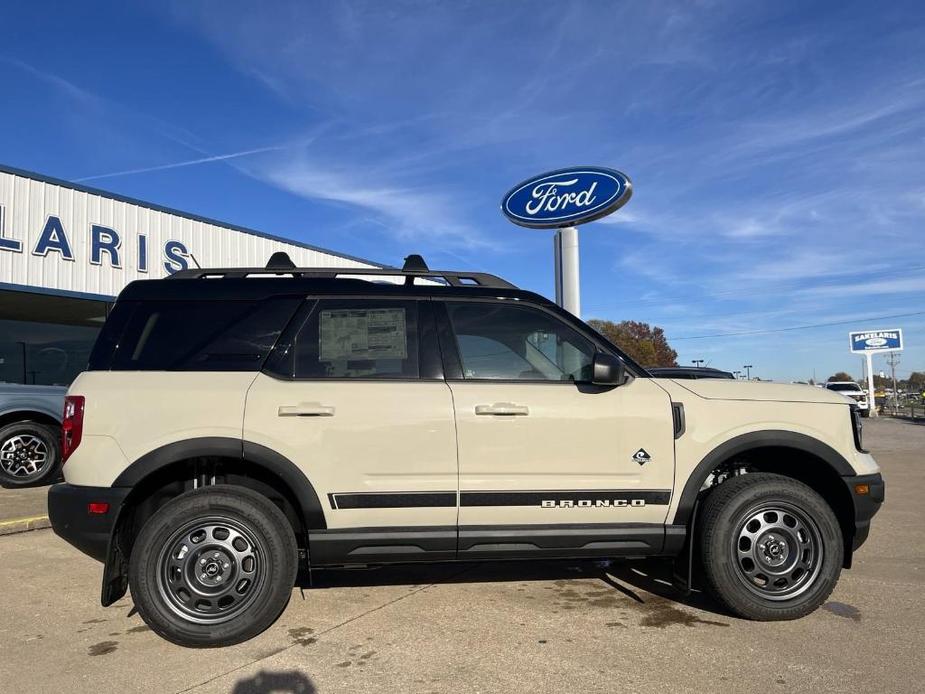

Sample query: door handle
[278,403,336,417]
[475,402,529,416]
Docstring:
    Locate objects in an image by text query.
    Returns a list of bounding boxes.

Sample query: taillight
[61,395,85,463]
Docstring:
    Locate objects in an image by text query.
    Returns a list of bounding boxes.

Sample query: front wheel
[129,485,298,647]
[699,472,843,620]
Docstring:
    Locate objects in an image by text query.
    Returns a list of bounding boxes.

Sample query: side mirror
[591,353,626,386]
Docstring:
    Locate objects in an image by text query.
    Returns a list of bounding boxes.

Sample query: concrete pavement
[0,418,921,693]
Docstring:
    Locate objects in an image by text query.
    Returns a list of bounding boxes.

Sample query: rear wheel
[699,472,843,620]
[129,485,297,647]
[0,421,60,487]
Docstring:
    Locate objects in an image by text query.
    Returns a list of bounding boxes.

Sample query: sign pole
[866,352,877,417]
[555,226,580,316]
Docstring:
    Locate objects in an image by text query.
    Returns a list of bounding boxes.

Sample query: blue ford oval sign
[501,166,632,228]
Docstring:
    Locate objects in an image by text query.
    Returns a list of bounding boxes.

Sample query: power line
[670,310,925,341]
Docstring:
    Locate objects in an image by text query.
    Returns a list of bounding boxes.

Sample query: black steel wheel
[129,485,297,647]
[699,472,843,620]
[0,421,61,487]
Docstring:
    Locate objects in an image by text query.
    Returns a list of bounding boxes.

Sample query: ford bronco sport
[48,254,884,647]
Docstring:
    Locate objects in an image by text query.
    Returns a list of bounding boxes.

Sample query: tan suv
[48,255,884,647]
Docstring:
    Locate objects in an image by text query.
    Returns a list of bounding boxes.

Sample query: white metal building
[0,164,383,386]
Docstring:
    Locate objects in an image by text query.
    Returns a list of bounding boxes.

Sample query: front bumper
[47,483,130,563]
[842,472,884,551]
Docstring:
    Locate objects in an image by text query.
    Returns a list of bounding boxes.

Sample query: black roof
[648,366,736,380]
[119,256,536,302]
[118,275,552,305]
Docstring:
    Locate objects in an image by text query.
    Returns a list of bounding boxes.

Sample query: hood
[659,379,849,405]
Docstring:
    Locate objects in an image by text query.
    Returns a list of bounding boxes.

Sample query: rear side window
[89,298,300,371]
[292,299,419,379]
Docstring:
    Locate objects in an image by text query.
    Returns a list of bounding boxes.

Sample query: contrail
[74,144,289,182]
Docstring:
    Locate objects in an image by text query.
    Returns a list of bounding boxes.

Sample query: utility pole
[886,352,901,414]
[744,364,753,381]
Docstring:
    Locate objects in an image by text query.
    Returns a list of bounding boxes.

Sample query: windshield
[827,383,862,392]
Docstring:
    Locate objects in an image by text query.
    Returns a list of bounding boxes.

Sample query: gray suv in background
[0,383,64,487]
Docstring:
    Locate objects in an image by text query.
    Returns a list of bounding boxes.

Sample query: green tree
[828,372,854,382]
[587,319,678,368]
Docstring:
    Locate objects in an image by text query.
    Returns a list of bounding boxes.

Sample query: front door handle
[475,402,529,416]
[278,403,336,417]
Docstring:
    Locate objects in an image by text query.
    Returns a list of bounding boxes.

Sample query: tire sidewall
[701,476,844,620]
[0,421,61,487]
[129,486,297,647]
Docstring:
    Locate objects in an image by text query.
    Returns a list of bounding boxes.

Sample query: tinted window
[293,300,419,379]
[95,298,299,371]
[446,302,594,381]
[827,383,862,392]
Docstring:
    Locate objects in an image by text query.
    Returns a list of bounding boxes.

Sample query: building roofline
[0,162,389,269]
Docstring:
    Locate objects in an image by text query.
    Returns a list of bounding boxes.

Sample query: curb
[0,515,51,536]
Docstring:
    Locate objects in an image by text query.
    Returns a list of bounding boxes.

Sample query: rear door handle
[475,402,529,416]
[278,403,336,417]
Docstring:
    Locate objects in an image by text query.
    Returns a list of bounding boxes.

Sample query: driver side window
[446,302,595,382]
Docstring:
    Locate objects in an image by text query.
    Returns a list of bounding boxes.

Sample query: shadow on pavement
[299,557,731,620]
[231,670,316,694]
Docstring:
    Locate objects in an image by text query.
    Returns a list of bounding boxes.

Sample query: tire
[698,472,843,621]
[860,410,870,418]
[129,485,298,647]
[0,420,61,488]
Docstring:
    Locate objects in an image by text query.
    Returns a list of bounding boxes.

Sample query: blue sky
[2,0,924,382]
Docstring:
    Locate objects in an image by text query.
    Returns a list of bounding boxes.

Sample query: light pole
[743,364,753,380]
[733,370,741,379]
[692,359,704,368]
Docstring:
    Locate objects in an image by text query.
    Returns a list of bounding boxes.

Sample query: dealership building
[0,164,381,387]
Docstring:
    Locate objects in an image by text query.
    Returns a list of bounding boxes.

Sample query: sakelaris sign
[501,167,632,228]
[849,329,903,353]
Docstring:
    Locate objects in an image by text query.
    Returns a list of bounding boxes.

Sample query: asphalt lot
[0,417,921,693]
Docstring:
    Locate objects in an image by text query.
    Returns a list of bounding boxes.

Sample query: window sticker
[319,308,407,361]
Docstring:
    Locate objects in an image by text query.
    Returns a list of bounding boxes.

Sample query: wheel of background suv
[129,485,298,647]
[698,472,843,620]
[0,421,61,487]
[860,410,870,418]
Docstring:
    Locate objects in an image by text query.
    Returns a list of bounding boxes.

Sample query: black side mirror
[591,353,626,386]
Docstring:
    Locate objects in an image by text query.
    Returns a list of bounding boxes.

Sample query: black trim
[843,472,884,551]
[48,484,131,563]
[309,526,456,565]
[672,431,856,526]
[461,490,671,507]
[242,441,327,529]
[112,437,242,486]
[111,437,327,530]
[672,402,686,439]
[418,300,444,381]
[328,491,457,509]
[308,523,681,565]
[457,523,666,559]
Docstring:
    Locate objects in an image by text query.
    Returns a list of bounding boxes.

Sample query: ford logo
[501,167,633,228]
[865,337,888,347]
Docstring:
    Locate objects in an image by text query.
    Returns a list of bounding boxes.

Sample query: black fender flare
[672,430,855,526]
[112,436,327,530]
[101,437,326,606]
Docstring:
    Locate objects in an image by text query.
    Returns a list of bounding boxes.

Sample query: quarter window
[293,300,420,379]
[446,302,595,381]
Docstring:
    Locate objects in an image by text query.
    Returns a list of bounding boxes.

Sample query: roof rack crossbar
[167,266,517,289]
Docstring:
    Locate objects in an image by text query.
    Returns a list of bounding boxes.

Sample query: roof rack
[167,253,517,290]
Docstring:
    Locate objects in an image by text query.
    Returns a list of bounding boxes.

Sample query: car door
[244,297,458,564]
[437,299,676,559]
